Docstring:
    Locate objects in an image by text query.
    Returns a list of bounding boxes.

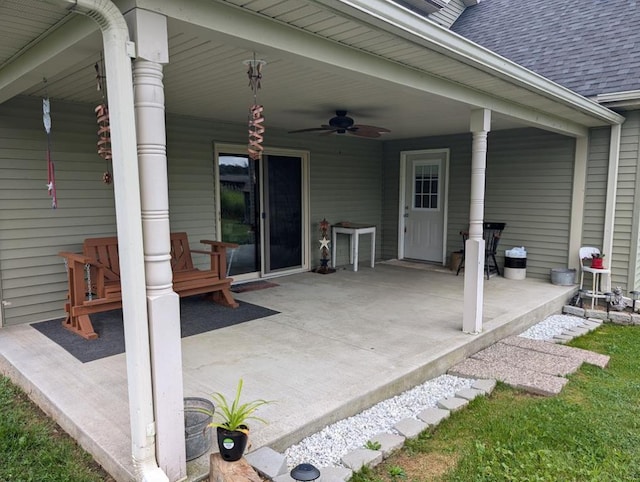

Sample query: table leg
[370,230,375,268]
[353,233,359,272]
[331,230,337,268]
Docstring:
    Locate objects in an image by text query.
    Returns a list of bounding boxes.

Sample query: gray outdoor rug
[32,297,279,363]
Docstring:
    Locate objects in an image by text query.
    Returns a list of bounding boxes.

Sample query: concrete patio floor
[0,262,576,481]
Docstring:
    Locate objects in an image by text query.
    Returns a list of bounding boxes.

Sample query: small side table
[331,223,376,272]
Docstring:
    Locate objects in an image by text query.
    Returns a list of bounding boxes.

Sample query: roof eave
[318,0,625,127]
[596,90,640,110]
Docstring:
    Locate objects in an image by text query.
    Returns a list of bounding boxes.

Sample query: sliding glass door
[217,148,307,279]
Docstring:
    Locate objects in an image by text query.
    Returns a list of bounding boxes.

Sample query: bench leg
[62,311,99,340]
[210,289,240,308]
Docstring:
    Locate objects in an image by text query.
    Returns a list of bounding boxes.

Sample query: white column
[129,10,186,482]
[603,123,622,292]
[568,137,588,271]
[463,109,491,334]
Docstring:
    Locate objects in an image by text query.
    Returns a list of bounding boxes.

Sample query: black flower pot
[216,426,248,461]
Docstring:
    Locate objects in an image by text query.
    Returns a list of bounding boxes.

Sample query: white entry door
[401,149,448,262]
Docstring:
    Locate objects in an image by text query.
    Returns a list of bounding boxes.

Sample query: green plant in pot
[206,378,272,462]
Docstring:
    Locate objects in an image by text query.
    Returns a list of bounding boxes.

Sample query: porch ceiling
[0,0,622,141]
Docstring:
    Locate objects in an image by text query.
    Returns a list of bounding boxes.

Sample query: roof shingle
[451,0,640,97]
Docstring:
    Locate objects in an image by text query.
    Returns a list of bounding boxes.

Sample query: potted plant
[590,252,605,269]
[204,378,272,461]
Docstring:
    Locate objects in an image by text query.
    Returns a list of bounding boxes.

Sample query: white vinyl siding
[384,128,575,279]
[0,96,116,326]
[429,0,467,28]
[614,112,640,291]
[582,127,609,262]
[0,96,383,326]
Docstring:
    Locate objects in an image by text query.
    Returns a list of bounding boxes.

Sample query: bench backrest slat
[82,232,214,280]
[83,236,120,281]
[170,232,195,271]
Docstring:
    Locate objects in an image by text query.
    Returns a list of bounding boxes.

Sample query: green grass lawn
[0,376,113,481]
[352,324,640,482]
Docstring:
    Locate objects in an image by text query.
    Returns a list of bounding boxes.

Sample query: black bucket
[184,397,214,461]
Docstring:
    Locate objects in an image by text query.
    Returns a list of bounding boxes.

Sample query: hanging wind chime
[42,79,58,209]
[95,58,112,184]
[245,56,266,161]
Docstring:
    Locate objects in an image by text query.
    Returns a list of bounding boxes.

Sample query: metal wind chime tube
[245,56,266,161]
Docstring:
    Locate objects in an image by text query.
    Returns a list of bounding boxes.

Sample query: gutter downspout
[46,1,168,481]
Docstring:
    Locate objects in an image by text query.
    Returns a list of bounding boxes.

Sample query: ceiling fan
[288,110,391,138]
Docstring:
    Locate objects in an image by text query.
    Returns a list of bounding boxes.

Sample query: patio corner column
[603,123,622,292]
[463,109,491,334]
[128,9,186,482]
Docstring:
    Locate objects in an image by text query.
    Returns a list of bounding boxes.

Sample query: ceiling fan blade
[320,129,339,136]
[353,124,391,133]
[348,129,383,138]
[288,127,331,134]
[348,125,391,138]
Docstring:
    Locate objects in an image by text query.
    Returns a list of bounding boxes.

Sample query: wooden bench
[59,232,239,340]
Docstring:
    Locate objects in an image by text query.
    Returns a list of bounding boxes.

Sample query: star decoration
[319,218,330,231]
[319,236,330,250]
[46,182,54,192]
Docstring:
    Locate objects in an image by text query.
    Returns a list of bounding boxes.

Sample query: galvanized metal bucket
[550,268,576,286]
[184,397,214,461]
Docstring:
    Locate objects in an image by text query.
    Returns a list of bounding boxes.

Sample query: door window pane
[412,162,439,210]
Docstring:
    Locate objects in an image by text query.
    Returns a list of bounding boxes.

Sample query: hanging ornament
[248,104,264,161]
[244,56,266,161]
[314,218,335,274]
[95,59,112,183]
[42,80,58,209]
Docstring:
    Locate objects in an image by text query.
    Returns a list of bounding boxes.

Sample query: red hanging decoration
[95,60,112,184]
[42,95,58,209]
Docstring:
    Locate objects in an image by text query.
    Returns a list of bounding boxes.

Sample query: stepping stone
[472,379,496,394]
[245,447,288,479]
[552,334,574,342]
[437,397,468,412]
[586,318,603,324]
[394,418,427,438]
[369,432,405,457]
[562,326,590,336]
[474,342,582,376]
[449,357,568,396]
[580,320,601,330]
[341,448,382,471]
[455,387,485,401]
[417,407,449,426]
[318,466,352,482]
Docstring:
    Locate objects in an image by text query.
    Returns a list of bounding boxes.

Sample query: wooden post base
[209,453,262,482]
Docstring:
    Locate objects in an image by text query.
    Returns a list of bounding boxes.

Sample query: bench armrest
[200,240,239,250]
[59,252,109,300]
[59,251,93,265]
[190,249,222,257]
[197,240,238,278]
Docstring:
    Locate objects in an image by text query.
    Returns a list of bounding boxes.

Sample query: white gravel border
[283,312,586,469]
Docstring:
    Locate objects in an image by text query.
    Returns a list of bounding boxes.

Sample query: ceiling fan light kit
[289,110,390,138]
